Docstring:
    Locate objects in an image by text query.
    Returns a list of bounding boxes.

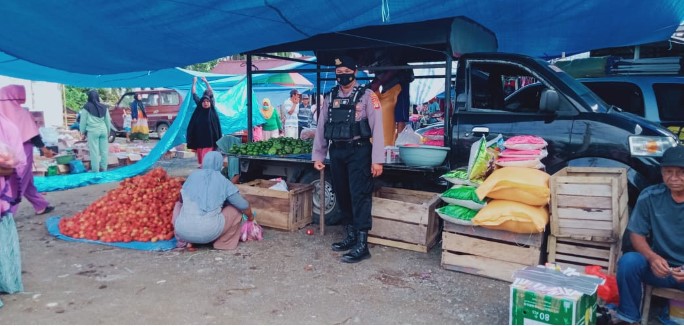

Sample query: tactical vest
[324,85,372,141]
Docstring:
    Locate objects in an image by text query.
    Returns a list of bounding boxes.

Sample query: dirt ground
[0,156,511,325]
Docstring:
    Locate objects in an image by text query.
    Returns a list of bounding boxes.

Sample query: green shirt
[262,109,282,131]
[628,183,684,266]
[79,109,113,135]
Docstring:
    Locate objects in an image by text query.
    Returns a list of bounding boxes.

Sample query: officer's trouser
[329,139,373,231]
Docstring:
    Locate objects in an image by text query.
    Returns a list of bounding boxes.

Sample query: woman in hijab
[0,85,55,216]
[172,151,254,250]
[260,98,282,141]
[79,90,113,172]
[0,99,27,306]
[187,76,222,166]
[130,93,150,141]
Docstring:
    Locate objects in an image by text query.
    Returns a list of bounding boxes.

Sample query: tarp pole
[247,54,254,142]
[444,53,452,170]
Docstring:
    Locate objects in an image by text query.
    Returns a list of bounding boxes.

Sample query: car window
[581,82,645,116]
[653,83,684,122]
[145,93,160,106]
[160,92,179,106]
[118,93,135,108]
[468,61,572,113]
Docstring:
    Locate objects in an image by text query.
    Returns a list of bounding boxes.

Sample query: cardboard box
[107,154,119,167]
[57,164,70,174]
[237,179,313,231]
[510,266,601,325]
[369,187,441,252]
[176,151,196,159]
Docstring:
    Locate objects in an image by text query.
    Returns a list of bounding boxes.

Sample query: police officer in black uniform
[312,56,385,263]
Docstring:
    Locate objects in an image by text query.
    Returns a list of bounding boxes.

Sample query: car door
[452,59,577,171]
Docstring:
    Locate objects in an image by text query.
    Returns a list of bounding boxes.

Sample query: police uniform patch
[370,93,381,110]
[332,99,341,108]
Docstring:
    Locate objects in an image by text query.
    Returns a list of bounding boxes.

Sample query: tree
[64,86,129,111]
[65,86,88,111]
[185,59,219,73]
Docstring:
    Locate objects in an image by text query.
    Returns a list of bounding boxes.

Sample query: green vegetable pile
[228,137,313,156]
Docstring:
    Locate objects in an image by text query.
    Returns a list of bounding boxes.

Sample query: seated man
[614,145,684,324]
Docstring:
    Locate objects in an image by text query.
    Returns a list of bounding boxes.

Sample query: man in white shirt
[282,89,300,138]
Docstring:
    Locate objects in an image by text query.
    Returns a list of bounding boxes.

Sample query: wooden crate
[237,179,313,231]
[547,235,620,274]
[368,187,441,253]
[441,222,545,282]
[550,167,628,242]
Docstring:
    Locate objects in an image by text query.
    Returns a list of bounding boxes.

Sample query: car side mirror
[456,93,467,111]
[539,89,560,113]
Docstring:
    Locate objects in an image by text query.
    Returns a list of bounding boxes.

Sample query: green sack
[437,205,478,223]
[441,168,477,186]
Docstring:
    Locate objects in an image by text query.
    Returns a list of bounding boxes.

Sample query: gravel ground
[0,152,511,324]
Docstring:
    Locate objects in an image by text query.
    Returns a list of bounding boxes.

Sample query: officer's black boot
[331,225,357,252]
[341,230,370,263]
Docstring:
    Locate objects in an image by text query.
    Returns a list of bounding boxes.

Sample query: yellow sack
[475,166,550,205]
[472,199,548,233]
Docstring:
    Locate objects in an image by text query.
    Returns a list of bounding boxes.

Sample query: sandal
[37,206,55,216]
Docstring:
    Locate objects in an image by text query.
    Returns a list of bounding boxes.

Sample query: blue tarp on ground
[45,216,177,251]
[1,1,684,77]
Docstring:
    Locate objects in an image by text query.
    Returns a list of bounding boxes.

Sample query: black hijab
[84,90,107,118]
[187,92,221,149]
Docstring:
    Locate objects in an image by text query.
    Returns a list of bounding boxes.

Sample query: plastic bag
[240,219,263,242]
[395,125,422,146]
[584,265,618,305]
[268,178,289,191]
[300,128,316,140]
[39,127,59,146]
[68,160,86,174]
[0,142,20,169]
[504,135,548,150]
[466,134,503,179]
[468,140,499,184]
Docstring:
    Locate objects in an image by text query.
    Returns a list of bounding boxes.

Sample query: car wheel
[299,170,342,225]
[156,123,169,139]
[108,130,116,143]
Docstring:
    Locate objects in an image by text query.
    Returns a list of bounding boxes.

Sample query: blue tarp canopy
[2,1,684,78]
[0,51,235,87]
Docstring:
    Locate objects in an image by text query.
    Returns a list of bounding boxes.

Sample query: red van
[109,89,183,142]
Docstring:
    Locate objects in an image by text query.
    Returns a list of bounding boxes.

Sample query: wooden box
[237,179,313,231]
[441,222,545,282]
[550,167,628,242]
[547,235,620,274]
[369,187,441,253]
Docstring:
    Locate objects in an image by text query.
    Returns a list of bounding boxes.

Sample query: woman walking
[0,85,55,216]
[0,98,28,306]
[187,77,222,166]
[80,90,113,172]
[130,93,149,141]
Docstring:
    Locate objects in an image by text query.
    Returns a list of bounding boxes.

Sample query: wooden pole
[319,168,325,235]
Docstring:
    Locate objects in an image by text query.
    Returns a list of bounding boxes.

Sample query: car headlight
[629,136,678,157]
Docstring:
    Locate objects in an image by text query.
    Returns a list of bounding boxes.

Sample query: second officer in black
[312,56,385,263]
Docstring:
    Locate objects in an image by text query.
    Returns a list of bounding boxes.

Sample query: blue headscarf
[181,151,238,214]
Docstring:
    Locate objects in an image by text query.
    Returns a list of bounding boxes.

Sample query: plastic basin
[397,145,449,167]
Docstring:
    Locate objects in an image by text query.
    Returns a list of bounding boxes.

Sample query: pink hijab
[0,84,39,143]
[0,88,26,215]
